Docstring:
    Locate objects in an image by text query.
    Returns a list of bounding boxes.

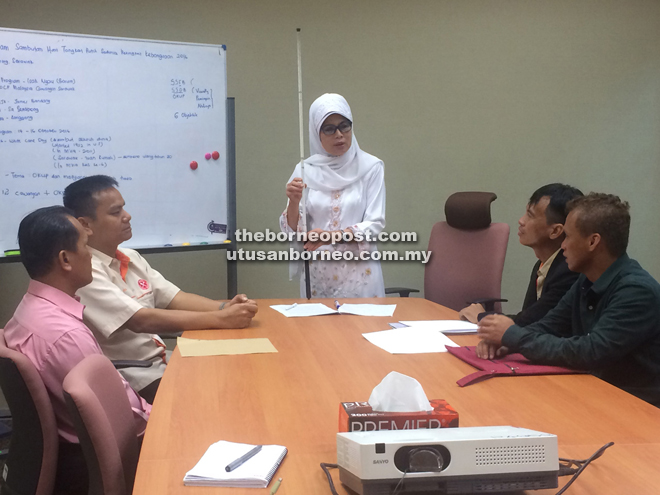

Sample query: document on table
[270,303,338,317]
[339,304,396,317]
[177,337,277,357]
[183,440,287,487]
[363,327,459,354]
[398,320,478,334]
[271,303,396,317]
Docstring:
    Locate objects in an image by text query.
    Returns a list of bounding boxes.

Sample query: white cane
[297,28,312,299]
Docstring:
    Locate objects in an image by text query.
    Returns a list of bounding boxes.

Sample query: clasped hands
[476,314,514,360]
[222,294,258,327]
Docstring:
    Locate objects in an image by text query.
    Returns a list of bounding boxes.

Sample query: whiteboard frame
[0,26,227,52]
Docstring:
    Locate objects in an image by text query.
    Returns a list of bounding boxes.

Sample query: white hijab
[288,93,382,192]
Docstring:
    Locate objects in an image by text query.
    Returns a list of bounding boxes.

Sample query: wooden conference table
[134,298,660,494]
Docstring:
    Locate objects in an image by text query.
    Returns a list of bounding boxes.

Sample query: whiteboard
[0,28,229,255]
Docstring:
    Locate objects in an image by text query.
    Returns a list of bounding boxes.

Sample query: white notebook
[183,441,287,488]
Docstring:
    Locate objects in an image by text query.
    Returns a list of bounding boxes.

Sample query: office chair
[0,329,59,495]
[63,354,141,495]
[0,407,11,458]
[387,191,510,312]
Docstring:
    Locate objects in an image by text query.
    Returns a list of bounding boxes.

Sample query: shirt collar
[89,246,131,265]
[89,246,115,265]
[538,248,561,278]
[588,253,630,295]
[27,279,85,321]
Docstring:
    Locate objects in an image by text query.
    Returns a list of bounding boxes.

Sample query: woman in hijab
[279,93,386,298]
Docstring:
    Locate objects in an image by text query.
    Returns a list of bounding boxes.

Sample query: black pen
[225,445,262,472]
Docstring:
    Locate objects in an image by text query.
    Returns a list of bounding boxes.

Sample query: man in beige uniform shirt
[63,175,258,403]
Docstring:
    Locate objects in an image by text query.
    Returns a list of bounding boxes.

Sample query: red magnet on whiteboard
[205,153,212,160]
[190,161,198,170]
[212,151,220,160]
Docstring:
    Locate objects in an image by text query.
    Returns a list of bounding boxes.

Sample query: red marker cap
[212,150,220,160]
[190,161,198,170]
[205,153,212,160]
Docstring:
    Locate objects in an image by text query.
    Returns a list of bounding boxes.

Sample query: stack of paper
[398,320,478,334]
[184,441,287,488]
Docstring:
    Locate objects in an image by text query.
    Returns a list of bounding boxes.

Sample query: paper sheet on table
[177,337,277,357]
[339,304,396,317]
[270,303,337,317]
[398,320,478,334]
[271,303,396,317]
[362,327,459,354]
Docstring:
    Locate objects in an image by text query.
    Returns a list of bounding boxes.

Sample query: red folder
[446,345,587,387]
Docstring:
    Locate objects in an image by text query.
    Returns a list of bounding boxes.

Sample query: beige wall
[1,0,659,325]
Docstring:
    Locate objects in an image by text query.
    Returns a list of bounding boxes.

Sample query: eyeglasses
[320,120,352,136]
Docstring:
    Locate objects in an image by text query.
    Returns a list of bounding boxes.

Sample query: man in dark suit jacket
[512,249,575,326]
[460,183,583,325]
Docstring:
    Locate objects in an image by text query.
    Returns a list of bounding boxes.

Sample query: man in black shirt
[460,183,582,326]
[478,193,660,407]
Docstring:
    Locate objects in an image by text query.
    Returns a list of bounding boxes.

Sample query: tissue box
[338,399,459,432]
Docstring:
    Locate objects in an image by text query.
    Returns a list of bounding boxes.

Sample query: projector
[337,426,559,494]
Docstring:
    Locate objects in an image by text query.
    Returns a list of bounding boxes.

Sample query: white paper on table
[398,320,478,334]
[271,303,396,318]
[270,303,337,317]
[362,327,459,354]
[338,304,396,317]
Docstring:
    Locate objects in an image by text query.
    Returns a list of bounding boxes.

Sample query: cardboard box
[339,399,459,432]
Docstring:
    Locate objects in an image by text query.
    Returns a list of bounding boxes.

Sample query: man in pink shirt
[4,206,151,495]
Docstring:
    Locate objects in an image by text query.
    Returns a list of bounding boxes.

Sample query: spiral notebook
[183,441,287,488]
